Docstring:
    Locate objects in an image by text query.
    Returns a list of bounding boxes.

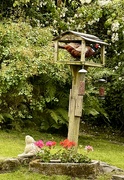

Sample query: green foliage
[51,0,124,129]
[55,149,91,163]
[0,21,70,130]
[0,0,124,130]
[105,60,124,130]
[37,147,91,163]
[82,68,109,125]
[38,149,52,162]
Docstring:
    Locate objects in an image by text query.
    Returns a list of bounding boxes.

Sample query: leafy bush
[0,0,124,131]
[0,21,70,131]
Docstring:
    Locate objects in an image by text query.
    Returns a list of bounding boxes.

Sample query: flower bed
[35,139,93,163]
[28,139,99,178]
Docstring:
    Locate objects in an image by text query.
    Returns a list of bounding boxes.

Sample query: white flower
[85,0,92,3]
[74,14,78,18]
[107,30,111,35]
[119,77,122,80]
[111,21,120,32]
[98,0,111,6]
[115,66,118,70]
[118,62,121,66]
[88,20,95,25]
[111,33,119,43]
[53,20,57,24]
[39,2,43,7]
[79,13,83,17]
[62,12,65,17]
[80,0,91,4]
[80,0,84,4]
[77,24,81,29]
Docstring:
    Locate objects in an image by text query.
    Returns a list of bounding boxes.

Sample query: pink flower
[85,145,93,152]
[34,140,44,148]
[46,141,56,148]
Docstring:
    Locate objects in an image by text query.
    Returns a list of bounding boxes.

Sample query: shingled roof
[53,30,108,45]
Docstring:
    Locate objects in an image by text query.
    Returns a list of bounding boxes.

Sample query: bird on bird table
[58,43,100,59]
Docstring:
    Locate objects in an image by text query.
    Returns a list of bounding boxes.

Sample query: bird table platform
[53,31,108,68]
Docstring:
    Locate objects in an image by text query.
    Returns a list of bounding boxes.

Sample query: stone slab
[100,162,124,173]
[0,158,20,173]
[29,159,100,179]
[112,175,124,180]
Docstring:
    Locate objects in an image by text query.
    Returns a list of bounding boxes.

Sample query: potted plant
[34,139,91,163]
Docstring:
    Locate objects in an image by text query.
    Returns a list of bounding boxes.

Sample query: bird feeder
[52,30,108,152]
[53,30,108,68]
[78,68,87,96]
[98,78,107,99]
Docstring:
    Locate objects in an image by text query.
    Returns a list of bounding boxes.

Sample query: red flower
[60,139,76,149]
[46,141,56,148]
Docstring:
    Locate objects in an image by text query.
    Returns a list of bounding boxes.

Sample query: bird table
[53,31,108,152]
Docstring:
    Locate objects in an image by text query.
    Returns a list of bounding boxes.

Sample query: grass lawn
[78,134,124,169]
[0,129,124,180]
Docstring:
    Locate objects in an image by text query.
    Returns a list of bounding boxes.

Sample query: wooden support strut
[80,39,86,63]
[101,45,105,66]
[54,40,58,62]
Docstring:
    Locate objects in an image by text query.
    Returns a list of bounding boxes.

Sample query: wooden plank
[67,97,76,141]
[54,40,58,62]
[59,40,81,43]
[75,96,83,117]
[101,45,105,65]
[68,89,72,117]
[55,61,104,67]
[80,39,85,62]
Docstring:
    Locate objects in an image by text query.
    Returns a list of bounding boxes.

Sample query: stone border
[0,157,35,173]
[0,158,20,173]
[0,157,124,179]
[112,175,124,180]
[99,161,124,174]
[29,159,100,179]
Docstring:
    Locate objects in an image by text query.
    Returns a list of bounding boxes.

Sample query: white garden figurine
[18,135,41,158]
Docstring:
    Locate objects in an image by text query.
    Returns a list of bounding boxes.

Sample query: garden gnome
[18,135,41,158]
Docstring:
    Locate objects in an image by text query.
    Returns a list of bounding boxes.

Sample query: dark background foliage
[0,0,123,134]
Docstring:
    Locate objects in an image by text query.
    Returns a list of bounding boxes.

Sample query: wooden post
[54,40,58,62]
[80,39,86,63]
[101,45,105,66]
[68,65,85,152]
